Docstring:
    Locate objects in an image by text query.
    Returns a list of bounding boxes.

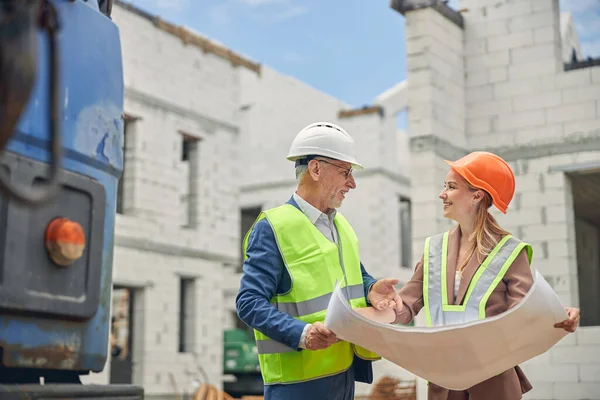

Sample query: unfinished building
[83,0,599,399]
[82,2,260,398]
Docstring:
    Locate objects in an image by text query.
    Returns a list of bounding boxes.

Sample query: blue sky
[126,0,600,108]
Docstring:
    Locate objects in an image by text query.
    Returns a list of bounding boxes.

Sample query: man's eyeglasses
[315,158,353,179]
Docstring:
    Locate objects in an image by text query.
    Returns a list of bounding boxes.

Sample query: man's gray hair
[295,164,308,181]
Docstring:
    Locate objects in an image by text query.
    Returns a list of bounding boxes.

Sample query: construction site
[77,0,600,399]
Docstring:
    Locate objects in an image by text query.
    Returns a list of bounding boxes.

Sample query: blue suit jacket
[236,197,378,384]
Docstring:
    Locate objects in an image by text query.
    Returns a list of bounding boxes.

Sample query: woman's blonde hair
[458,186,511,272]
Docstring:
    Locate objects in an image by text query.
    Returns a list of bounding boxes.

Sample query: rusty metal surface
[3,343,79,371]
[0,317,86,371]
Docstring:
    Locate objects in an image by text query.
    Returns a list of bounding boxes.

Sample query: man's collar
[292,192,336,223]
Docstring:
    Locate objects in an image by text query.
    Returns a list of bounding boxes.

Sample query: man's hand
[305,322,338,351]
[554,307,580,333]
[368,278,402,311]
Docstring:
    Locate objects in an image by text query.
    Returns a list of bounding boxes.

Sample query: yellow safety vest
[242,204,380,385]
[422,231,533,327]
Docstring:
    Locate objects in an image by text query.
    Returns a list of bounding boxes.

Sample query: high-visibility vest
[422,231,533,327]
[242,204,380,385]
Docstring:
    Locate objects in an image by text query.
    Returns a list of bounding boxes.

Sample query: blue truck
[0,0,142,397]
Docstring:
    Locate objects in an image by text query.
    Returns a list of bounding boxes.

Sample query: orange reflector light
[45,217,86,266]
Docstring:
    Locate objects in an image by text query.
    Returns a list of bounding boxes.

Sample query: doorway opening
[110,286,135,384]
[569,170,600,327]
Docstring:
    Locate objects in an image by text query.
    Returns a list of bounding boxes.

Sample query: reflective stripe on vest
[423,232,533,327]
[255,283,365,355]
[242,204,380,385]
[275,283,364,317]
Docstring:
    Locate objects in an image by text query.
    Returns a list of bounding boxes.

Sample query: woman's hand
[554,307,580,333]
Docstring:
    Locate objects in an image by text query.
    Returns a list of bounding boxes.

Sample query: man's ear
[307,159,321,181]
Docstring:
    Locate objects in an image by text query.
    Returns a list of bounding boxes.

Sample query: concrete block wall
[458,0,600,311]
[494,154,583,304]
[114,7,241,126]
[397,129,411,176]
[373,81,412,174]
[459,0,600,150]
[124,247,225,397]
[113,3,246,267]
[405,7,466,148]
[113,6,243,255]
[239,66,347,187]
[79,4,256,397]
[342,109,401,174]
[400,0,600,398]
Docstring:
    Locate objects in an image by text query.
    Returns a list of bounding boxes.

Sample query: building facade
[83,1,600,399]
[82,2,259,398]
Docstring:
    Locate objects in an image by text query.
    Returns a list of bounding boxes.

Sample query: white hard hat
[286,122,363,169]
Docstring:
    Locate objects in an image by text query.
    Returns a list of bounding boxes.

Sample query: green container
[223,329,260,374]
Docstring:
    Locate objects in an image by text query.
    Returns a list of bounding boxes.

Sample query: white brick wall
[522,327,600,399]
[406,7,466,148]
[81,4,250,397]
[109,247,226,395]
[239,66,347,186]
[116,11,240,125]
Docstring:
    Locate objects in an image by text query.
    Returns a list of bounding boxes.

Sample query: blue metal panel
[0,0,123,373]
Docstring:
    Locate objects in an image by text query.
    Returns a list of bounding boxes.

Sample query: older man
[236,122,400,400]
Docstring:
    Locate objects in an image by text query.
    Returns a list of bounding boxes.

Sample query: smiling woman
[391,151,581,400]
[441,152,514,274]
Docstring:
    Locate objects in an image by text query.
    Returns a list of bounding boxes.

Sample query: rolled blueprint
[324,269,569,390]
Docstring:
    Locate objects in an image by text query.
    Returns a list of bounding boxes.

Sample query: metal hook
[0,0,62,207]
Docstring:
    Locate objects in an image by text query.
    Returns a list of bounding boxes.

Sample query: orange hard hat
[444,151,515,214]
